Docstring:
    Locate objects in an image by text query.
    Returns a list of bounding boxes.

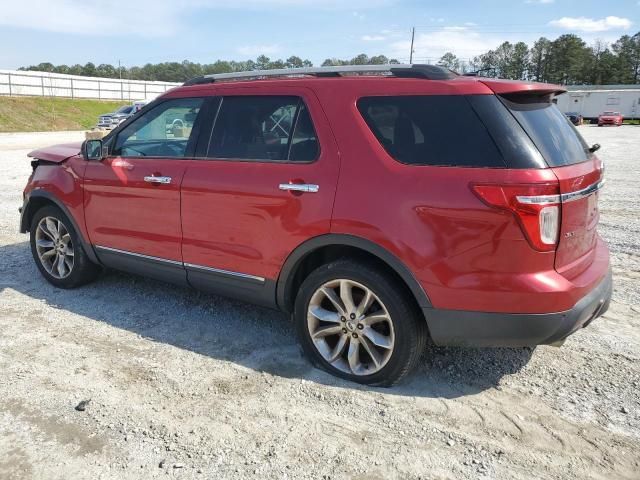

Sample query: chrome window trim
[94,245,264,283]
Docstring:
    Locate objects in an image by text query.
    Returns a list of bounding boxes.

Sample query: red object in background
[598,111,623,126]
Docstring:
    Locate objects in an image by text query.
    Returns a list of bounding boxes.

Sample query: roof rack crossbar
[183,64,456,86]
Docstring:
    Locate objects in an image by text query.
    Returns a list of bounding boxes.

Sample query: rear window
[357,95,506,167]
[500,95,590,167]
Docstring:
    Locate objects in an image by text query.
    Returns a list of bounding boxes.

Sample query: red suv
[20,65,612,386]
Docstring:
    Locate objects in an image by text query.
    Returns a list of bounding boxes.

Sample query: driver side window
[113,97,204,158]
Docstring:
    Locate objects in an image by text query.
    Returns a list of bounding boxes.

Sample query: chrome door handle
[279,183,319,193]
[144,175,172,184]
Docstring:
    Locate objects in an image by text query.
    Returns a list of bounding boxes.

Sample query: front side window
[208,96,319,162]
[113,97,204,158]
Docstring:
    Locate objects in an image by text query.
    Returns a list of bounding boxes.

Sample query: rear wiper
[589,143,601,153]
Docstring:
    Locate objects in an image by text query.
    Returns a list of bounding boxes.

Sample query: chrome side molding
[94,245,264,283]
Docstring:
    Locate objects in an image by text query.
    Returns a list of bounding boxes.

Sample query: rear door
[180,88,340,305]
[84,97,207,280]
[501,94,604,279]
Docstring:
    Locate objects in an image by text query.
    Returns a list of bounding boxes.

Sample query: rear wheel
[30,205,100,288]
[294,260,427,387]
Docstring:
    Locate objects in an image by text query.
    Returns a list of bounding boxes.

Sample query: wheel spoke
[39,222,55,240]
[36,239,55,249]
[41,249,57,259]
[355,289,375,318]
[359,335,382,369]
[56,254,66,277]
[309,305,341,323]
[361,311,389,327]
[321,287,346,316]
[327,335,349,363]
[45,218,59,240]
[339,280,356,313]
[312,325,343,339]
[347,338,360,373]
[362,327,393,349]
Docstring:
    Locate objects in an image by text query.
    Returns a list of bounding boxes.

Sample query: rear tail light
[472,183,561,251]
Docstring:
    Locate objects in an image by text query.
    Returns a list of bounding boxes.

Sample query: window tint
[113,97,204,158]
[500,95,589,167]
[289,104,320,162]
[357,96,505,167]
[208,96,319,162]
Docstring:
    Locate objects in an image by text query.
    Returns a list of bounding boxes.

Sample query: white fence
[0,69,181,101]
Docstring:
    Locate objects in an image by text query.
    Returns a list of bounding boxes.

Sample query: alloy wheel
[35,216,75,279]
[307,279,395,376]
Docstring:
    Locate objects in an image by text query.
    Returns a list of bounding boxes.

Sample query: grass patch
[0,96,128,132]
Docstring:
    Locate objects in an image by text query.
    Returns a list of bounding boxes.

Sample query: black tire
[30,205,101,289]
[294,259,427,387]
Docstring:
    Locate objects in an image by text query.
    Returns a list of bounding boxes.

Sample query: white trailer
[555,85,640,122]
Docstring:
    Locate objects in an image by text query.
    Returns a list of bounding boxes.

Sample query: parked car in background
[97,105,136,129]
[598,111,623,126]
[97,100,149,129]
[20,64,611,386]
[564,112,582,125]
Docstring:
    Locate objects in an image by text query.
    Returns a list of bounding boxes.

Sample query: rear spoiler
[479,78,566,96]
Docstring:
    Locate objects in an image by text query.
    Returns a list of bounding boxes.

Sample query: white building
[555,85,640,121]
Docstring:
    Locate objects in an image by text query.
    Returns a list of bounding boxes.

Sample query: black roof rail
[182,63,458,86]
[390,64,456,80]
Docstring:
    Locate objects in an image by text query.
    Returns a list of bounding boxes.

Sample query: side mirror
[589,143,601,153]
[82,139,104,161]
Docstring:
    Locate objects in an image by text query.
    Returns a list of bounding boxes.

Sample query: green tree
[612,33,640,83]
[529,37,552,82]
[438,52,460,72]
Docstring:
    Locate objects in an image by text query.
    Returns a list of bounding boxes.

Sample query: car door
[180,88,340,306]
[83,96,208,283]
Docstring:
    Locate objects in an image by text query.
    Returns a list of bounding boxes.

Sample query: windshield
[115,106,134,114]
[501,95,590,167]
[602,111,618,116]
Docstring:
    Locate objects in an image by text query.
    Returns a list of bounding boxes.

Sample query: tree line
[19,31,640,85]
[438,32,640,84]
[19,54,398,83]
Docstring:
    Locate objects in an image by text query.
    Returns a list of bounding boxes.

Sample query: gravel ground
[0,127,639,480]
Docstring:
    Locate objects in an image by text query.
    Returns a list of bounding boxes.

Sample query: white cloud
[389,26,500,62]
[236,44,280,56]
[525,0,554,4]
[549,16,632,32]
[0,0,393,37]
[362,35,386,41]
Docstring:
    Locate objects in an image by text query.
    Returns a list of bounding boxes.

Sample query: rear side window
[500,95,589,167]
[208,96,319,162]
[357,95,505,167]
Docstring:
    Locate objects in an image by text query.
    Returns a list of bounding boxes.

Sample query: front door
[84,96,207,281]
[180,90,340,305]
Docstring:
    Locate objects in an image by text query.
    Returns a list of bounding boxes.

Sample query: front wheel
[30,205,101,288]
[294,260,427,387]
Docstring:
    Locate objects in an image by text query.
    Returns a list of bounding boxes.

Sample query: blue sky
[1,0,638,69]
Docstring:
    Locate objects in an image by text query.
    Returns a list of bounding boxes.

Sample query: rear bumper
[425,268,612,347]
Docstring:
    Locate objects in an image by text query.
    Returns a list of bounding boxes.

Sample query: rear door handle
[279,183,319,193]
[144,175,172,184]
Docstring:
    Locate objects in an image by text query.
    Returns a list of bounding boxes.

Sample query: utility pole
[409,27,415,64]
